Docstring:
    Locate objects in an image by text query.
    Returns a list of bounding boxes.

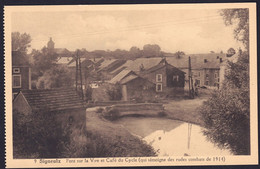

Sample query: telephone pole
[75,50,84,99]
[188,56,194,99]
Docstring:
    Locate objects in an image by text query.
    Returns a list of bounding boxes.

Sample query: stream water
[114,117,232,156]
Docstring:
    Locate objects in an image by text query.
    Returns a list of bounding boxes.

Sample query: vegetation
[106,83,122,101]
[13,110,69,158]
[101,107,120,121]
[200,8,250,155]
[36,65,73,89]
[13,108,156,158]
[85,85,93,102]
[12,32,31,54]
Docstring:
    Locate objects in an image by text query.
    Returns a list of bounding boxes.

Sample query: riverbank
[85,108,156,157]
[164,98,207,126]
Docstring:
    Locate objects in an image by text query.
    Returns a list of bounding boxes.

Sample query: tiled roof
[68,58,87,67]
[96,59,117,72]
[120,74,139,84]
[20,88,85,112]
[57,57,74,65]
[102,60,127,73]
[119,53,227,71]
[127,58,162,72]
[110,60,135,75]
[54,48,71,55]
[109,69,135,84]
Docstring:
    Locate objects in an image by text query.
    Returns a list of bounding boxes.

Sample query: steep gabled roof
[102,60,127,73]
[17,88,85,112]
[141,59,186,75]
[96,59,117,72]
[118,53,227,71]
[109,69,135,84]
[57,57,74,65]
[120,74,139,84]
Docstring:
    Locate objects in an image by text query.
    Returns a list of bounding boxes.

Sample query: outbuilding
[13,88,86,129]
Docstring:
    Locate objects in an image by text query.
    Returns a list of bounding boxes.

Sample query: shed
[120,74,155,101]
[13,88,86,129]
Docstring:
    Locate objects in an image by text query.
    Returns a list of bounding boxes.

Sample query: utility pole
[188,56,194,99]
[75,50,84,99]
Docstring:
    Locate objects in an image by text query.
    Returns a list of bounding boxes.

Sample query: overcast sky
[11,6,242,54]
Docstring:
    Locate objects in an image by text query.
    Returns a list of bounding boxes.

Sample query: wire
[28,14,224,43]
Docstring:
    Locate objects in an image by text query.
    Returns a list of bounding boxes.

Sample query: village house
[118,53,227,89]
[140,58,186,96]
[13,88,86,129]
[109,69,155,101]
[12,51,31,99]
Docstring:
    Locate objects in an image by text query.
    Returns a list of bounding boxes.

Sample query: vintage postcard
[4,3,258,168]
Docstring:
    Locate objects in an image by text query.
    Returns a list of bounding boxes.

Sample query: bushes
[200,52,250,155]
[85,85,93,102]
[106,83,122,101]
[101,107,120,121]
[13,110,67,158]
[200,88,250,155]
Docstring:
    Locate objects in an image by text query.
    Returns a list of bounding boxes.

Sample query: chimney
[220,58,223,63]
[204,59,207,63]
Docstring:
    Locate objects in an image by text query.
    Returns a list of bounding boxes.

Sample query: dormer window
[156,74,162,82]
[13,68,20,74]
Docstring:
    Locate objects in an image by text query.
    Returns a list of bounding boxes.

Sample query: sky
[11,6,242,54]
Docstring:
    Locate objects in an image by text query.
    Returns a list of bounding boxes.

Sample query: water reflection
[115,117,232,156]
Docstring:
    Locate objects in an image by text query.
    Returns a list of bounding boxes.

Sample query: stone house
[13,88,86,130]
[140,58,186,96]
[12,51,31,99]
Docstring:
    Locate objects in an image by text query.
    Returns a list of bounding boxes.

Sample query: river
[114,117,232,156]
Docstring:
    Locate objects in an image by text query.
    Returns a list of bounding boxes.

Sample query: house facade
[140,58,186,96]
[12,51,31,98]
[108,69,155,101]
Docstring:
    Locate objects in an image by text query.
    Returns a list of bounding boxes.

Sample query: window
[206,74,209,78]
[198,72,200,77]
[173,75,179,82]
[13,68,20,73]
[205,81,209,85]
[156,83,162,92]
[13,75,21,88]
[156,74,162,82]
[195,79,200,86]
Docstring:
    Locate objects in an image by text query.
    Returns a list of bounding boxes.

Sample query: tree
[227,47,236,56]
[175,51,185,59]
[142,44,161,57]
[220,9,249,50]
[12,32,31,54]
[129,46,142,58]
[36,65,73,89]
[31,47,59,81]
[200,8,250,155]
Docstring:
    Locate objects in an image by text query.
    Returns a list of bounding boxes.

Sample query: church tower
[47,37,55,49]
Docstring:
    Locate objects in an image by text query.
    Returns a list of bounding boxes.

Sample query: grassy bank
[164,98,207,126]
